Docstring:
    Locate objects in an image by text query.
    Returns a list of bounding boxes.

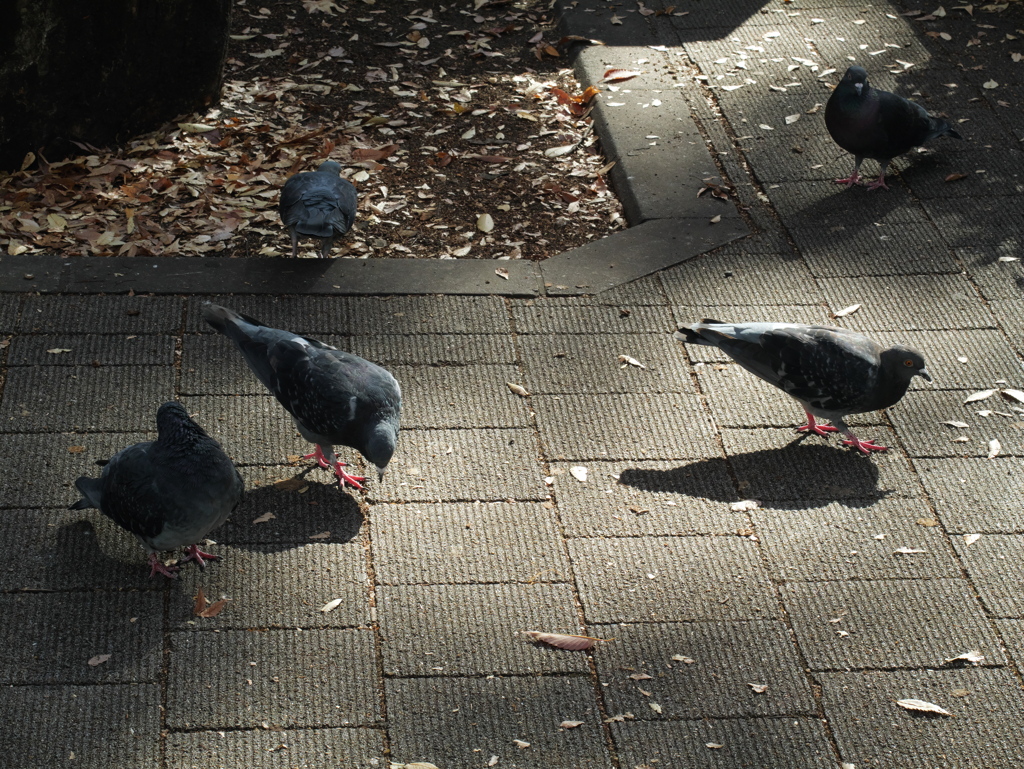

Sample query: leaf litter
[0,0,623,262]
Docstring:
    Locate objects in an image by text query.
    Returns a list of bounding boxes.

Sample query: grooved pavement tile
[987,299,1024,357]
[578,274,667,306]
[533,393,718,461]
[510,299,673,334]
[378,583,588,676]
[178,395,300,466]
[568,536,777,623]
[0,431,151,508]
[916,457,1024,533]
[903,148,1024,200]
[19,294,183,333]
[721,428,919,501]
[960,245,1024,301]
[0,293,20,331]
[753,498,961,581]
[170,544,369,630]
[385,676,611,769]
[888,389,1024,458]
[816,275,994,332]
[0,684,160,768]
[389,364,531,427]
[166,728,384,769]
[0,366,174,432]
[185,296,357,335]
[518,333,693,395]
[7,334,175,366]
[610,718,836,769]
[371,502,569,584]
[997,619,1024,668]
[953,534,1024,617]
[0,509,162,590]
[659,250,820,306]
[166,628,379,729]
[0,592,162,684]
[761,180,930,226]
[781,578,1003,671]
[922,195,1024,248]
[674,307,836,364]
[180,334,272,395]
[819,669,1024,768]
[549,460,744,538]
[366,428,547,502]
[790,222,959,277]
[594,621,815,719]
[348,332,517,365]
[872,329,1024,392]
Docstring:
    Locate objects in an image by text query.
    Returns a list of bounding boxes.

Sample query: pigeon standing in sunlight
[825,65,962,191]
[675,321,931,454]
[279,159,357,257]
[69,402,244,578]
[202,303,401,489]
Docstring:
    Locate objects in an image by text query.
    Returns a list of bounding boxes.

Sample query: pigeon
[825,65,962,191]
[202,303,401,489]
[69,401,244,578]
[675,321,931,454]
[279,160,357,258]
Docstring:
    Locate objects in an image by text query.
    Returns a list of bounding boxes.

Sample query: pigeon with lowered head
[279,160,357,258]
[675,321,931,454]
[202,303,401,489]
[825,65,962,191]
[69,401,244,578]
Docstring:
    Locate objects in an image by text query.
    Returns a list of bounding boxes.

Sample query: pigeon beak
[919,368,933,384]
[854,82,864,96]
[375,465,386,483]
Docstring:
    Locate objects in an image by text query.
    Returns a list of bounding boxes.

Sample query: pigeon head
[156,401,205,436]
[317,160,343,176]
[839,65,869,97]
[364,420,399,481]
[882,345,931,384]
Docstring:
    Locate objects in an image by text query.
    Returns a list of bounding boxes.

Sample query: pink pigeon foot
[842,435,889,454]
[178,544,220,569]
[303,445,365,489]
[147,552,180,579]
[796,413,839,437]
[834,170,861,187]
[865,175,890,191]
[302,445,334,470]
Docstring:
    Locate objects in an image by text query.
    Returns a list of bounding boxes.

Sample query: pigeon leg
[302,444,334,470]
[841,431,889,454]
[796,412,840,437]
[178,544,220,569]
[290,229,300,259]
[834,157,863,187]
[319,236,335,258]
[303,445,366,489]
[147,552,180,579]
[331,460,366,490]
[866,161,891,192]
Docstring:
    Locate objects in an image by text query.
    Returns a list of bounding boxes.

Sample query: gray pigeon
[202,303,401,489]
[825,65,962,191]
[675,321,931,454]
[69,401,244,578]
[279,160,357,258]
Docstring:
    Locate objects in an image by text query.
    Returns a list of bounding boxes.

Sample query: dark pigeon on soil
[279,159,357,257]
[202,303,401,489]
[69,401,244,578]
[825,65,962,191]
[675,321,931,454]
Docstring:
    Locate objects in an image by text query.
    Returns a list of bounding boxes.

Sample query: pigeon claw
[796,414,839,437]
[865,176,890,192]
[842,436,889,454]
[178,544,221,570]
[147,553,180,579]
[303,447,334,470]
[333,462,366,490]
[834,171,861,187]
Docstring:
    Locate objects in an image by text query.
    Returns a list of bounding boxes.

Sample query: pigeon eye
[903,359,914,367]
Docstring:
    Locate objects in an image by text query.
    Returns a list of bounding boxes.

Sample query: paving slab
[819,668,1024,768]
[752,497,961,581]
[0,292,21,331]
[789,221,959,277]
[0,684,160,768]
[0,253,62,293]
[0,365,174,432]
[0,591,162,684]
[960,245,1024,302]
[568,535,777,623]
[534,392,718,461]
[511,297,674,334]
[952,533,1024,617]
[366,428,547,503]
[760,177,931,225]
[996,619,1024,669]
[720,427,919,501]
[550,459,744,538]
[18,294,183,333]
[178,394,301,466]
[594,620,815,719]
[915,457,1024,534]
[378,583,588,676]
[166,628,379,729]
[348,332,517,365]
[165,728,385,769]
[371,502,569,584]
[6,332,175,366]
[659,249,821,306]
[385,675,611,769]
[558,0,659,47]
[388,364,531,428]
[781,578,1002,670]
[518,332,692,395]
[169,543,370,630]
[888,389,1024,458]
[610,717,837,769]
[920,194,1024,248]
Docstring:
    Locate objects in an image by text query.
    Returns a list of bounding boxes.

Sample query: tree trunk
[0,0,231,170]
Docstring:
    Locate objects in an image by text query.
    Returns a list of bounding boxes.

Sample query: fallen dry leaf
[896,698,952,716]
[68,445,86,453]
[987,439,1001,459]
[894,547,927,554]
[730,499,759,512]
[964,533,982,546]
[495,268,510,280]
[46,348,72,354]
[252,512,276,524]
[321,598,344,613]
[944,649,984,665]
[942,421,970,429]
[601,68,641,83]
[964,389,996,403]
[945,172,968,182]
[672,654,695,663]
[87,654,111,667]
[560,720,584,729]
[618,354,647,370]
[629,673,654,680]
[748,683,769,693]
[1000,388,1024,404]
[570,466,589,482]
[833,303,861,318]
[507,382,530,397]
[525,630,605,650]
[512,739,530,749]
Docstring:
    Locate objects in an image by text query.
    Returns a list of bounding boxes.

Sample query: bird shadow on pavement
[619,442,886,510]
[47,516,162,589]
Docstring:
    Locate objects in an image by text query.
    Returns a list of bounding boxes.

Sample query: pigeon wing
[95,443,168,542]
